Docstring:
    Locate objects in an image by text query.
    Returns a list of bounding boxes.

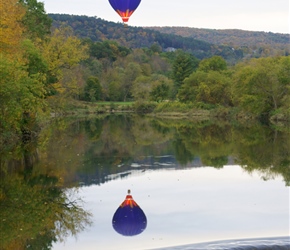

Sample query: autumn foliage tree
[0,0,26,58]
[0,0,47,141]
[42,26,89,110]
[0,0,89,141]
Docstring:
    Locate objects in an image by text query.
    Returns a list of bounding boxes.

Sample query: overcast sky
[43,0,289,33]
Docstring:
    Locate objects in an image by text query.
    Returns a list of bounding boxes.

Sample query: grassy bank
[51,100,135,116]
[51,100,290,126]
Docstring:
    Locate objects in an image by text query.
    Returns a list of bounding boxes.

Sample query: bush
[134,102,157,113]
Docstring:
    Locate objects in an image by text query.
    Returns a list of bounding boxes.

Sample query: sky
[43,0,290,34]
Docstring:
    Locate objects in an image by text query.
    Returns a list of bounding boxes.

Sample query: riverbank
[51,100,290,128]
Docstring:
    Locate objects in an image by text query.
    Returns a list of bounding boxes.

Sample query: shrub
[134,102,157,113]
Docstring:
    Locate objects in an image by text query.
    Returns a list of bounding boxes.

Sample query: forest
[148,26,290,57]
[1,0,290,147]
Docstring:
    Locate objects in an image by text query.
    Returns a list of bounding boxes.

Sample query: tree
[19,0,52,40]
[131,76,151,101]
[61,65,87,100]
[232,56,290,116]
[150,75,173,102]
[178,56,231,107]
[83,76,102,102]
[42,26,88,94]
[198,55,227,72]
[171,51,199,95]
[90,40,130,62]
[122,62,142,101]
[0,0,26,57]
[108,81,122,101]
[0,56,46,138]
[21,39,48,77]
[150,42,162,54]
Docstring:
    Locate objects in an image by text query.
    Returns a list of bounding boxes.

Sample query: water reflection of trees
[152,118,287,185]
[78,115,289,186]
[164,119,290,185]
[232,124,290,185]
[0,139,92,250]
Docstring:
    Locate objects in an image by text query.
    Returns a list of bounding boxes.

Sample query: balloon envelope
[108,0,141,22]
[112,191,147,236]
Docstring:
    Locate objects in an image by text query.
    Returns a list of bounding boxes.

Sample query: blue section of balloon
[108,0,141,22]
[109,0,141,12]
[112,203,147,236]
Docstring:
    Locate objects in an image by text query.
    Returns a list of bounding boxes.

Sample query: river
[0,114,289,249]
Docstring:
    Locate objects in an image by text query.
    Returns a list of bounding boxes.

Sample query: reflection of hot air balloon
[112,190,147,236]
[108,0,141,23]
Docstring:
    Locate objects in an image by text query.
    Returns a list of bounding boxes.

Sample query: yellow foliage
[43,26,88,80]
[0,0,26,58]
[42,26,88,98]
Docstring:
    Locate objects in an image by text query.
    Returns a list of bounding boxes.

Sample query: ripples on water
[154,237,290,250]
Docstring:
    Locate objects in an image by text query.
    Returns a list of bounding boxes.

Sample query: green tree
[101,66,125,101]
[90,40,130,62]
[108,81,122,101]
[178,56,231,107]
[122,62,142,101]
[172,51,199,94]
[198,55,227,72]
[84,76,102,101]
[19,0,52,40]
[150,42,162,54]
[131,76,151,101]
[83,58,103,78]
[0,56,46,140]
[233,56,290,117]
[150,75,173,102]
[21,39,48,77]
[178,71,232,106]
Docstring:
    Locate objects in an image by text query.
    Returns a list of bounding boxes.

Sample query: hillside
[49,14,244,62]
[49,14,289,62]
[146,26,290,56]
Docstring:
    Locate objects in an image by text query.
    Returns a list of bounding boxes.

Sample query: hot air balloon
[112,190,147,236]
[108,0,141,23]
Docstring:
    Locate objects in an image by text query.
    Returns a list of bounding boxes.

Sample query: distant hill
[49,14,244,62]
[146,27,290,55]
[48,14,289,62]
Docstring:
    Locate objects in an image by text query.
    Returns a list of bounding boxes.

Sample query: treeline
[148,26,290,59]
[49,14,244,62]
[1,1,289,146]
[86,43,289,121]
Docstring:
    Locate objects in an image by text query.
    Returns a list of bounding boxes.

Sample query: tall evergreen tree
[172,51,199,96]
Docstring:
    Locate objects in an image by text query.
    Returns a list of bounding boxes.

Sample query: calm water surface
[53,166,289,250]
[1,115,289,249]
